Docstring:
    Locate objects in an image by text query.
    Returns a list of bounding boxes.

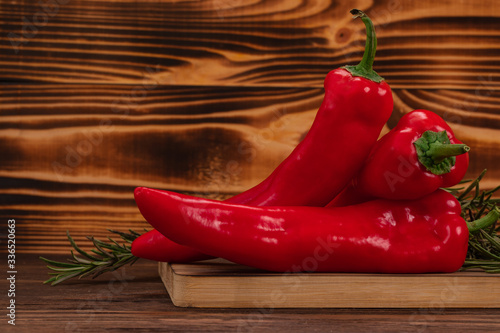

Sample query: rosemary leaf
[49,271,85,286]
[45,266,85,272]
[39,257,81,268]
[479,230,500,252]
[67,231,101,261]
[70,250,93,265]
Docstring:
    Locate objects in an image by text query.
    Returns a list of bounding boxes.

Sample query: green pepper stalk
[467,207,499,233]
[342,9,384,83]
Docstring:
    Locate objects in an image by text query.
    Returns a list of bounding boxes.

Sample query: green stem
[427,144,470,162]
[352,9,376,73]
[413,130,469,175]
[342,9,384,83]
[467,207,500,233]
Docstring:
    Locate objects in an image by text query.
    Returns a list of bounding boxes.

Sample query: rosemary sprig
[445,169,500,273]
[40,229,142,286]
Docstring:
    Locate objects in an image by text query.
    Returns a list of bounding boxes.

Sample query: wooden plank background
[0,0,499,254]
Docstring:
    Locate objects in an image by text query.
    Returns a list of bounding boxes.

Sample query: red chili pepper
[134,187,469,273]
[327,109,470,207]
[132,9,393,262]
[131,229,213,262]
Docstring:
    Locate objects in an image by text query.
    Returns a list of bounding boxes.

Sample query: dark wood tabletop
[3,253,498,332]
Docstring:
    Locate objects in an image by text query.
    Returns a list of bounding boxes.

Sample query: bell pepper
[132,9,394,262]
[134,187,469,273]
[328,109,470,207]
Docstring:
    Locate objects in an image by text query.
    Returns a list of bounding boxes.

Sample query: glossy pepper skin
[134,187,469,273]
[327,109,470,207]
[131,229,213,262]
[228,69,392,206]
[132,9,393,262]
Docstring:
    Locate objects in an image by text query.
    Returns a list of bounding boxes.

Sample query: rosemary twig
[445,169,500,273]
[39,229,141,286]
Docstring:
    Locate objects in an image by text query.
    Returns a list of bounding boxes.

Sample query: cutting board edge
[159,260,191,307]
[159,262,500,309]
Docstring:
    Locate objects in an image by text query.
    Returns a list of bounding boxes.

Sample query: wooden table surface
[4,254,499,332]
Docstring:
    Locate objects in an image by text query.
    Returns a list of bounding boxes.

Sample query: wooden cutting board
[159,260,500,308]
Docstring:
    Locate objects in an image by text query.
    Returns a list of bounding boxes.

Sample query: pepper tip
[134,187,146,200]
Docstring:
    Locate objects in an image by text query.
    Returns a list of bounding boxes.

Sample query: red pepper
[131,229,213,262]
[328,109,470,207]
[132,9,393,262]
[134,187,469,273]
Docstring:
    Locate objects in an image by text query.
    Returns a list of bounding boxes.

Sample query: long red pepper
[134,187,469,273]
[132,9,393,262]
[327,109,470,207]
[131,229,212,262]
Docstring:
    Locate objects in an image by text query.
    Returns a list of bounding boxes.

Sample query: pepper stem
[427,143,470,163]
[342,9,384,83]
[413,130,470,175]
[467,207,500,233]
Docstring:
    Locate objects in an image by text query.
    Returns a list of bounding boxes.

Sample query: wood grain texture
[2,0,500,89]
[8,254,500,332]
[0,0,499,254]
